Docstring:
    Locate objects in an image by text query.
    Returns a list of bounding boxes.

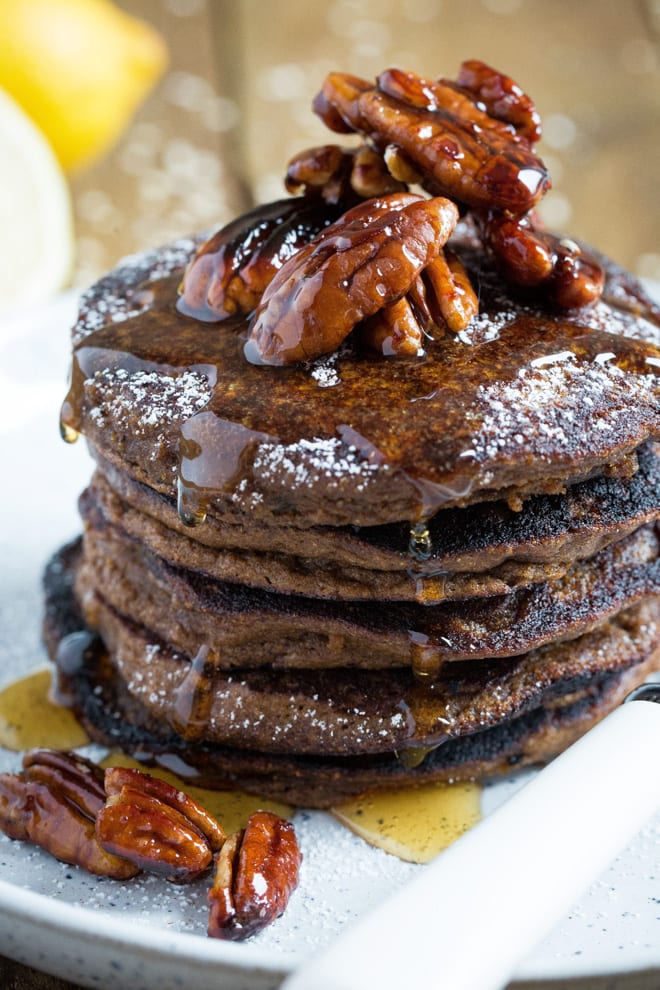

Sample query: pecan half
[177,197,341,321]
[208,811,301,941]
[361,246,478,356]
[285,143,406,205]
[96,767,225,883]
[245,193,458,365]
[455,59,542,144]
[422,248,479,332]
[361,296,424,357]
[312,72,371,134]
[484,213,605,308]
[314,67,550,214]
[0,750,138,878]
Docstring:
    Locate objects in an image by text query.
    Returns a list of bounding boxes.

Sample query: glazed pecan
[361,296,425,357]
[208,811,301,941]
[285,143,406,204]
[96,766,225,883]
[245,193,458,365]
[0,750,138,878]
[455,59,542,143]
[177,197,341,321]
[360,246,478,356]
[314,66,550,214]
[421,248,479,332]
[312,71,371,134]
[484,213,605,308]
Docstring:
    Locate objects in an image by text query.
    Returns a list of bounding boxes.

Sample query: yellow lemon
[0,0,167,173]
[0,87,74,312]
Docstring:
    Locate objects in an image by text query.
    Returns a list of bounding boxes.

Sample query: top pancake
[62,225,660,527]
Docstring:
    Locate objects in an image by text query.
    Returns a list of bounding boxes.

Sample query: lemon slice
[0,87,74,314]
[0,0,167,174]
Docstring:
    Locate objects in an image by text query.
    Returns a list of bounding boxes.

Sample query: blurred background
[1,0,659,312]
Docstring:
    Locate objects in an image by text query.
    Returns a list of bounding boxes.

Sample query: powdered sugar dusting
[119,642,411,752]
[305,347,347,388]
[73,237,200,344]
[88,367,212,439]
[576,300,660,348]
[458,307,516,344]
[308,354,342,388]
[252,436,385,494]
[471,354,660,463]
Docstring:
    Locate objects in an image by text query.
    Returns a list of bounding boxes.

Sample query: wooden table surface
[1,1,659,988]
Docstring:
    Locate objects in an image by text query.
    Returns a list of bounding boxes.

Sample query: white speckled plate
[0,290,659,990]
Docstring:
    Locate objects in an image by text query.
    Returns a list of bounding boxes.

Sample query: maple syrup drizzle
[60,263,660,551]
[331,779,481,864]
[171,645,217,740]
[408,632,445,680]
[59,421,80,445]
[409,521,432,560]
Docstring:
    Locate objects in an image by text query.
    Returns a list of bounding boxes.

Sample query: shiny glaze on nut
[177,197,342,322]
[178,59,605,348]
[208,810,302,940]
[244,194,459,365]
[0,749,139,878]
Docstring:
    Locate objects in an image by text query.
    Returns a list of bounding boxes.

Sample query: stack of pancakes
[44,221,660,807]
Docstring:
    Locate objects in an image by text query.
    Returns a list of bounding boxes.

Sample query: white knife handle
[282,693,660,990]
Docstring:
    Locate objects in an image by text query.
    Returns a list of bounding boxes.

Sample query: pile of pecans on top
[179,61,605,366]
[0,749,301,941]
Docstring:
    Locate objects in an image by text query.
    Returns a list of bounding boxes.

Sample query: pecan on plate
[97,766,226,883]
[208,811,302,941]
[245,193,458,365]
[0,749,139,878]
[285,143,406,205]
[177,197,342,322]
[314,66,550,215]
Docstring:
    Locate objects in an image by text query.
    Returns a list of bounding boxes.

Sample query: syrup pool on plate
[331,779,481,864]
[0,668,89,751]
[0,667,482,859]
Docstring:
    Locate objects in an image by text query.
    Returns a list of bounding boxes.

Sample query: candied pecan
[285,144,405,205]
[177,197,341,321]
[97,767,225,883]
[350,145,407,199]
[455,59,542,143]
[312,72,371,133]
[0,750,138,878]
[285,144,348,201]
[315,67,550,214]
[547,238,605,309]
[361,245,478,354]
[361,297,424,357]
[208,811,301,941]
[383,143,422,185]
[422,248,479,332]
[245,193,458,365]
[484,213,604,308]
